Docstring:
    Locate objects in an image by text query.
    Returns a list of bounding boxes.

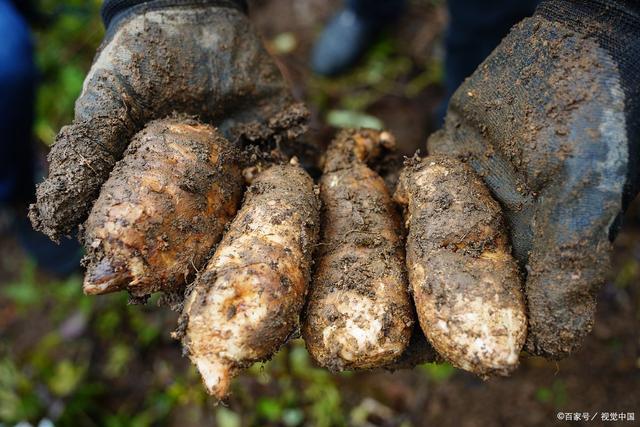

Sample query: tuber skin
[82,118,243,297]
[394,155,527,377]
[302,129,414,371]
[181,162,320,400]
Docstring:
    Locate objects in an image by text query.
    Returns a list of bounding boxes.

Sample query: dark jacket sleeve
[101,0,247,29]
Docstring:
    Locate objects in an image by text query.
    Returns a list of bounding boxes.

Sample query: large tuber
[181,161,320,399]
[394,155,527,377]
[82,118,243,297]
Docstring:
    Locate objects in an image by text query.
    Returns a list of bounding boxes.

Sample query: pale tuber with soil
[394,155,528,376]
[303,129,414,371]
[81,118,243,297]
[31,111,540,396]
[180,161,320,399]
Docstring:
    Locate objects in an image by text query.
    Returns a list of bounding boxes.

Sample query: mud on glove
[30,0,306,240]
[428,0,640,358]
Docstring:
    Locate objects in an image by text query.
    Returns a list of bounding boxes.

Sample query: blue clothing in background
[346,0,407,23]
[336,0,541,96]
[311,0,408,76]
[0,0,37,205]
[315,0,540,122]
[0,0,81,277]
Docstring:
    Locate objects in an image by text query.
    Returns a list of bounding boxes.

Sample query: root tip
[83,258,127,295]
[194,357,235,400]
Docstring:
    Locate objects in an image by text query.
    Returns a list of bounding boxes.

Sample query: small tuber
[303,129,414,371]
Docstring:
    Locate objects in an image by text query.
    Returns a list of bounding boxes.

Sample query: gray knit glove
[30,1,302,240]
[429,0,639,358]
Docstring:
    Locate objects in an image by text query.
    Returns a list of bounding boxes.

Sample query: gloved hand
[428,0,639,358]
[30,0,303,240]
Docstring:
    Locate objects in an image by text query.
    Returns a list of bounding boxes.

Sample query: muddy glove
[428,0,639,358]
[30,0,305,240]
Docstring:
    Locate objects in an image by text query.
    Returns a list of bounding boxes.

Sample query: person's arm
[100,0,247,31]
[30,0,305,240]
[428,0,639,358]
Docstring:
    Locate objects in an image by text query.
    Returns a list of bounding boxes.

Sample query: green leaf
[327,110,383,130]
[535,387,552,403]
[419,362,456,383]
[104,344,132,378]
[257,397,283,422]
[48,360,86,397]
[615,259,639,288]
[216,407,241,427]
[270,32,297,54]
[534,380,568,407]
[289,343,311,375]
[551,380,568,407]
[2,261,39,309]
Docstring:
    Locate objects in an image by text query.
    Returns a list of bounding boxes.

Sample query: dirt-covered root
[81,118,243,297]
[181,162,320,400]
[394,155,527,377]
[302,129,414,371]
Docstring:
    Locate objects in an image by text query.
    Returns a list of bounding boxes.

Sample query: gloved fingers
[30,6,301,241]
[29,67,140,241]
[524,194,609,358]
[102,7,295,145]
[427,113,536,263]
[200,28,298,143]
[524,140,626,358]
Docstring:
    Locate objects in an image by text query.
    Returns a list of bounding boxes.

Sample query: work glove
[30,0,304,240]
[428,0,639,359]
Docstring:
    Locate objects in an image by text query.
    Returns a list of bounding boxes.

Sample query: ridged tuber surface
[182,162,320,399]
[82,118,243,297]
[394,155,527,377]
[303,129,414,371]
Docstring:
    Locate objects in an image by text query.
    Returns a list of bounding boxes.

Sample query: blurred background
[0,0,638,426]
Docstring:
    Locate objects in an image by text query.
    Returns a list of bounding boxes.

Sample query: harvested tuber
[303,129,414,371]
[394,155,527,377]
[82,118,243,297]
[181,161,320,399]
